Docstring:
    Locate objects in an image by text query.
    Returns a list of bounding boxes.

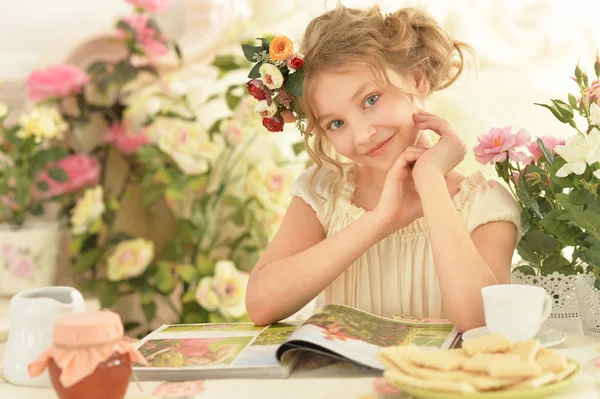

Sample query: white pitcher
[2,286,85,387]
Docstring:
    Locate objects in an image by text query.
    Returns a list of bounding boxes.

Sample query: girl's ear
[412,68,430,98]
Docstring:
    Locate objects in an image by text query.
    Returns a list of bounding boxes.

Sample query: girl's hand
[371,148,424,236]
[411,110,466,184]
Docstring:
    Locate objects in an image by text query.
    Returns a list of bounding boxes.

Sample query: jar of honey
[28,310,147,399]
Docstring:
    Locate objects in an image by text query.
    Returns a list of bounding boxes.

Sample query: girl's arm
[245,197,387,325]
[416,173,517,332]
[410,110,518,332]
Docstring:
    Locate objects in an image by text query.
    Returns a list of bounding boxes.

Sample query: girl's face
[311,64,428,172]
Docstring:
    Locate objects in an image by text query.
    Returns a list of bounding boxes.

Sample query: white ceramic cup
[481,284,553,342]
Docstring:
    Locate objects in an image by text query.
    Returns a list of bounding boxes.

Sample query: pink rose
[125,0,173,13]
[473,126,531,165]
[589,80,600,105]
[152,380,206,397]
[171,338,221,358]
[7,254,36,280]
[26,65,90,102]
[1,244,20,260]
[35,154,100,199]
[526,136,566,163]
[105,122,150,154]
[117,15,169,59]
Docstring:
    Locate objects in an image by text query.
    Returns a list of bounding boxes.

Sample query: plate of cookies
[376,333,579,398]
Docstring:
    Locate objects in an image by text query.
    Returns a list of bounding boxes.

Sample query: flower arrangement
[475,54,600,287]
[242,35,305,132]
[22,0,304,334]
[0,91,98,227]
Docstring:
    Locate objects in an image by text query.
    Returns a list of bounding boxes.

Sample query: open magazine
[133,304,460,381]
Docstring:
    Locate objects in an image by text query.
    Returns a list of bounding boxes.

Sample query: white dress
[290,164,522,319]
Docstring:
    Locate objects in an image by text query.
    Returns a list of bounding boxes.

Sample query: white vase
[0,221,60,297]
[511,270,583,335]
[574,273,600,340]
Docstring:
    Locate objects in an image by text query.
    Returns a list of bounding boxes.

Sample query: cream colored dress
[290,164,522,319]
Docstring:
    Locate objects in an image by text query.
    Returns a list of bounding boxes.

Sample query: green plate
[389,360,580,399]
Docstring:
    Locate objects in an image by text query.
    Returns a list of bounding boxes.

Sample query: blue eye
[364,94,379,107]
[328,120,344,130]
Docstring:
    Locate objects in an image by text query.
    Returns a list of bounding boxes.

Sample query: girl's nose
[355,124,377,146]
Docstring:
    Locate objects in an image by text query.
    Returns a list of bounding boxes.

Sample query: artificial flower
[70,186,105,235]
[105,122,150,154]
[554,130,600,177]
[262,115,284,132]
[107,238,154,281]
[26,64,90,102]
[195,260,249,319]
[254,99,278,118]
[287,54,304,70]
[590,103,600,127]
[246,160,295,208]
[117,15,169,59]
[220,119,248,145]
[17,107,69,142]
[259,63,284,90]
[35,154,100,199]
[246,79,268,101]
[269,35,294,61]
[473,126,530,165]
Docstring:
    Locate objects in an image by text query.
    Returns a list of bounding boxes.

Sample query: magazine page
[276,304,459,370]
[133,322,301,380]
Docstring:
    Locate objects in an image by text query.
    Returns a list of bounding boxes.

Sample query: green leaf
[29,203,44,216]
[140,287,154,305]
[141,186,164,206]
[285,69,303,98]
[0,179,9,195]
[212,55,245,75]
[137,65,159,77]
[568,93,579,110]
[513,265,537,276]
[116,19,136,36]
[225,92,242,111]
[87,61,108,75]
[96,73,113,95]
[173,41,183,64]
[136,145,163,164]
[114,60,138,85]
[142,301,157,324]
[556,193,600,240]
[123,321,141,332]
[536,137,554,165]
[183,309,208,324]
[108,232,135,245]
[146,18,161,33]
[550,99,574,121]
[542,210,580,246]
[37,181,49,192]
[541,254,573,275]
[220,195,242,208]
[209,312,227,323]
[259,37,271,51]
[48,167,69,183]
[292,141,305,155]
[248,61,263,79]
[534,102,569,124]
[162,238,184,262]
[155,263,175,294]
[177,219,199,243]
[242,44,263,62]
[75,247,103,272]
[547,157,575,188]
[568,187,594,206]
[100,284,120,308]
[177,264,197,283]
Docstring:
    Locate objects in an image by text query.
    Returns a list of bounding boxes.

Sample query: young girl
[244,5,522,332]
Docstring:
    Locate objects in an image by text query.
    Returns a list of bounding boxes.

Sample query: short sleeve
[460,175,523,242]
[290,164,337,227]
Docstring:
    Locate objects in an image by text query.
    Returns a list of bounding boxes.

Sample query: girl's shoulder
[452,170,523,237]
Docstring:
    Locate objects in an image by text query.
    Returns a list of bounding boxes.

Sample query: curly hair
[297,4,475,183]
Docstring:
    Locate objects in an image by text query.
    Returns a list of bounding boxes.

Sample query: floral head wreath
[242,35,306,133]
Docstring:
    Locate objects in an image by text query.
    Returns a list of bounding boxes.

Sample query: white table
[1,297,600,398]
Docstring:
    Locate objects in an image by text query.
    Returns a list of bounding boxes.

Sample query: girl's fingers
[413,117,455,138]
[389,150,422,181]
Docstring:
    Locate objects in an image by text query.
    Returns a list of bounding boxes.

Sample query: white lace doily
[511,271,580,316]
[511,271,583,334]
[575,273,600,339]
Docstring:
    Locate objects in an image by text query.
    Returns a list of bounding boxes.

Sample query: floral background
[1,0,600,332]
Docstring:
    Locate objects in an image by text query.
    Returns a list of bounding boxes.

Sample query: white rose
[259,63,284,89]
[0,102,8,119]
[70,186,105,235]
[17,106,68,142]
[254,100,278,118]
[106,239,154,281]
[590,103,600,127]
[195,277,220,311]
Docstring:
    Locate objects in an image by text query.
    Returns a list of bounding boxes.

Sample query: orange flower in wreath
[269,35,294,61]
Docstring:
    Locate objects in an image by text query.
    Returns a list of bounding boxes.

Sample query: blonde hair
[298,4,474,185]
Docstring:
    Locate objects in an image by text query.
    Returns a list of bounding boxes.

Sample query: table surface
[1,298,599,399]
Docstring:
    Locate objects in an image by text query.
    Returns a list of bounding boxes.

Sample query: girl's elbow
[245,289,279,326]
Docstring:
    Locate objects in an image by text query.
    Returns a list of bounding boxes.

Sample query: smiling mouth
[365,135,394,156]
